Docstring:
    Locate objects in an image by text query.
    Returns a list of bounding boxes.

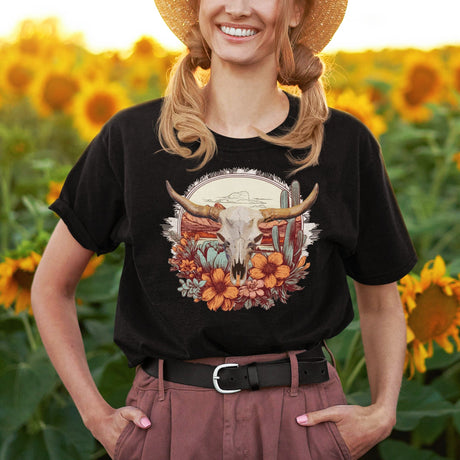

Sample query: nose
[225,0,251,17]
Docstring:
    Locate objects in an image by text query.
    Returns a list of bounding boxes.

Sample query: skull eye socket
[248,233,263,251]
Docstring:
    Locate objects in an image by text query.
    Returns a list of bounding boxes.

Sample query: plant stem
[21,313,38,352]
[344,355,366,394]
[446,418,458,460]
[0,164,12,253]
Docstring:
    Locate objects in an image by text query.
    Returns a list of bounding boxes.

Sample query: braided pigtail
[157,24,217,170]
[158,0,329,176]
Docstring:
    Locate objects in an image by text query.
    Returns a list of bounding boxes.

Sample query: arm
[31,220,151,458]
[297,281,406,459]
[355,281,406,422]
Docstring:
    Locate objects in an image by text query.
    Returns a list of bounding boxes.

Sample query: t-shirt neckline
[207,92,299,152]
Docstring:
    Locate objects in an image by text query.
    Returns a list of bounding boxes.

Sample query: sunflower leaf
[0,347,59,432]
[0,426,82,460]
[395,379,460,431]
[378,439,448,460]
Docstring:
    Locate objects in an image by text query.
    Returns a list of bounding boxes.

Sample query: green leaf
[453,400,460,434]
[0,348,59,432]
[76,263,122,303]
[45,404,95,460]
[378,439,448,460]
[396,380,460,431]
[0,426,81,460]
[412,415,448,446]
[97,353,135,409]
[431,361,460,401]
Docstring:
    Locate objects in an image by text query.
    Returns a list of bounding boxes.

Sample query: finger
[119,406,151,429]
[296,406,343,426]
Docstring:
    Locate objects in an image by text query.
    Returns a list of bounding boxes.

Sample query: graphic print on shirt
[162,169,320,311]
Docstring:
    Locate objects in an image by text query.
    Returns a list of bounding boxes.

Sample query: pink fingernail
[296,414,308,424]
[140,417,151,428]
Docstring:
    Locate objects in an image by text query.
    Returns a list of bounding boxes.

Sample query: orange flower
[249,252,290,288]
[202,268,238,311]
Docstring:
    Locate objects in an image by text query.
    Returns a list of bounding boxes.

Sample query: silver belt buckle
[212,363,241,394]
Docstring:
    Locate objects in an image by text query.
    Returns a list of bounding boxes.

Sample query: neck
[203,58,289,138]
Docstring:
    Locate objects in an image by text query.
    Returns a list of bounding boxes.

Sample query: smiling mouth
[220,25,258,37]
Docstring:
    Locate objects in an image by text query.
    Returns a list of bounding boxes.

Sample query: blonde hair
[157,0,329,176]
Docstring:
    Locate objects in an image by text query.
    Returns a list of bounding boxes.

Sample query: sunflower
[249,252,290,289]
[201,268,238,311]
[399,256,460,378]
[72,81,131,141]
[0,252,41,315]
[392,53,445,123]
[327,88,387,138]
[31,71,80,116]
[0,53,36,96]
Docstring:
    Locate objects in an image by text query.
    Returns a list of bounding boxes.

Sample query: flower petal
[268,252,283,266]
[251,253,267,269]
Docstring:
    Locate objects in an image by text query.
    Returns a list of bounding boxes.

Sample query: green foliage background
[0,21,459,459]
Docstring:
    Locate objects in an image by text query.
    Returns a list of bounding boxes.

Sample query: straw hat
[154,0,348,54]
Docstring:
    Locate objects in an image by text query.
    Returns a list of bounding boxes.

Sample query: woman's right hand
[86,406,151,459]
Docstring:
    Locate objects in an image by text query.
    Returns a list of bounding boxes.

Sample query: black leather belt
[141,345,329,394]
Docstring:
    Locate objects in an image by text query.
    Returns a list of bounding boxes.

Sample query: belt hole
[321,369,325,374]
[304,370,308,374]
[244,376,248,379]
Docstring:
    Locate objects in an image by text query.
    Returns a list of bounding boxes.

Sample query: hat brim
[154,0,347,54]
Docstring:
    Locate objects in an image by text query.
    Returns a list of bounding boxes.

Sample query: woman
[31,0,417,459]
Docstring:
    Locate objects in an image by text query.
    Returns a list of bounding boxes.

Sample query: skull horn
[165,181,222,221]
[260,183,319,222]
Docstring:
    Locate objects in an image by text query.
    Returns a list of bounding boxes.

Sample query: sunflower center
[8,64,33,91]
[134,38,154,56]
[85,93,117,125]
[43,75,79,111]
[408,285,458,342]
[13,268,35,290]
[404,65,439,105]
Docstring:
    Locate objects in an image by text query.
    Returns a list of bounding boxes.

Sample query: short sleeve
[48,126,125,256]
[342,130,417,285]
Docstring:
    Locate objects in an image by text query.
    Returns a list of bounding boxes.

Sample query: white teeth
[220,26,257,37]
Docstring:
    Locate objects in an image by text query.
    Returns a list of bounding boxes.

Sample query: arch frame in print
[162,168,320,311]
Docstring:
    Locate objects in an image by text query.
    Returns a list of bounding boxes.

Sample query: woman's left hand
[296,404,395,459]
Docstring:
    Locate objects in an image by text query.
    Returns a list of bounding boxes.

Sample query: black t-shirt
[49,93,417,366]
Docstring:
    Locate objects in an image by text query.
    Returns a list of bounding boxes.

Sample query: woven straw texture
[154,0,347,54]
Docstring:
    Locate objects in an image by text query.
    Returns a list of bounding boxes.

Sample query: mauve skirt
[113,349,352,460]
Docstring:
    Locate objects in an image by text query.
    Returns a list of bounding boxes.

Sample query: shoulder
[325,107,374,138]
[325,107,381,153]
[109,97,164,128]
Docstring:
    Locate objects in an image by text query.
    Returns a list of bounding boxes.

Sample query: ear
[289,0,304,28]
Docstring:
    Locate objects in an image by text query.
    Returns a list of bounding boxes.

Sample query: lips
[219,25,258,37]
